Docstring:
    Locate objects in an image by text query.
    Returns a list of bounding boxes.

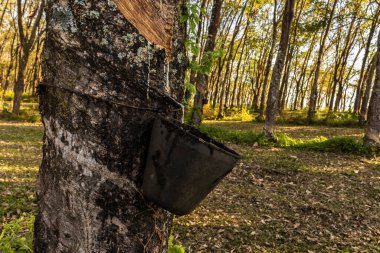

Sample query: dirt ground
[173,122,380,252]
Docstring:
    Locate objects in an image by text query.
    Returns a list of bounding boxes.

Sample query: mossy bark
[34,0,185,252]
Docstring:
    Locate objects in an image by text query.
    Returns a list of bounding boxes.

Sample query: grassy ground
[0,116,379,252]
[204,121,364,140]
[0,121,42,252]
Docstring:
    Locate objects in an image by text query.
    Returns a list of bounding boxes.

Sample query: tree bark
[354,5,380,114]
[217,2,246,119]
[264,0,295,139]
[2,32,16,102]
[360,53,377,125]
[191,0,223,126]
[293,32,316,110]
[34,0,186,252]
[364,30,380,146]
[307,0,338,123]
[230,23,249,108]
[186,0,207,103]
[257,0,278,121]
[12,0,44,114]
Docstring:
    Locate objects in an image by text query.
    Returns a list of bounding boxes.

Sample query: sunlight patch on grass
[0,119,42,252]
[201,125,378,155]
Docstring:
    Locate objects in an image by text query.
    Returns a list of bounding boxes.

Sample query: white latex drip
[166,61,170,92]
[147,42,151,100]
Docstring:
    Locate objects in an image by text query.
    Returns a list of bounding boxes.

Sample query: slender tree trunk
[230,28,249,108]
[187,0,207,103]
[278,0,305,113]
[34,1,186,252]
[217,2,246,118]
[252,46,268,111]
[264,0,295,139]
[12,54,28,113]
[191,0,223,126]
[364,30,380,146]
[329,29,342,113]
[335,43,361,112]
[2,32,16,103]
[278,47,291,113]
[334,13,359,112]
[354,6,380,114]
[211,57,224,108]
[0,0,9,33]
[12,0,44,114]
[293,33,316,110]
[32,29,44,96]
[360,54,377,125]
[257,0,278,121]
[307,0,338,123]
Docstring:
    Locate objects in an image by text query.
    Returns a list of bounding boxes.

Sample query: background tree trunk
[34,0,186,252]
[360,53,377,125]
[257,0,278,121]
[364,30,380,146]
[354,5,380,115]
[191,0,223,126]
[217,1,246,119]
[12,0,44,114]
[307,0,338,123]
[264,0,295,139]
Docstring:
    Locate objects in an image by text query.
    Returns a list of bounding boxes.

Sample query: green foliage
[275,133,303,147]
[201,126,379,156]
[182,2,202,59]
[181,3,202,33]
[201,109,361,128]
[293,136,379,155]
[184,82,196,96]
[3,90,14,101]
[276,111,360,128]
[181,2,222,76]
[240,107,253,122]
[200,125,267,145]
[0,215,34,253]
[201,106,254,122]
[0,109,41,123]
[190,50,224,75]
[323,112,359,127]
[2,91,38,103]
[167,236,185,253]
[184,82,196,106]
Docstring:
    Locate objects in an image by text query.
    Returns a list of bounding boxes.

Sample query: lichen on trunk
[34,0,186,252]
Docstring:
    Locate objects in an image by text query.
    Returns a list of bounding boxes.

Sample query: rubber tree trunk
[257,0,278,121]
[12,0,44,115]
[191,0,223,126]
[307,0,338,123]
[354,6,380,115]
[263,0,295,139]
[217,2,246,119]
[34,1,186,252]
[364,30,380,146]
[186,0,207,105]
[360,54,377,125]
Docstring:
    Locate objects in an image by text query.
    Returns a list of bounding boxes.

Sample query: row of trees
[0,0,379,144]
[0,0,44,114]
[185,0,380,144]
